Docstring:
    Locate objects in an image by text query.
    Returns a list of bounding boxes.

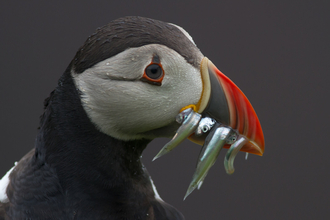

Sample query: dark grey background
[0,1,329,219]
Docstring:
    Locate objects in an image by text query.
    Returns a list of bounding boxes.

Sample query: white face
[72,44,204,141]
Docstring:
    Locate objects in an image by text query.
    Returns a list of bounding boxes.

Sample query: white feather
[168,23,196,46]
[149,176,163,201]
[0,162,16,203]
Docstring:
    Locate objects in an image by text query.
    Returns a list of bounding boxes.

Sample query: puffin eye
[145,64,163,79]
[141,63,165,86]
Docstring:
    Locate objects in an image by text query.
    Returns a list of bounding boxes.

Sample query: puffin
[0,16,264,220]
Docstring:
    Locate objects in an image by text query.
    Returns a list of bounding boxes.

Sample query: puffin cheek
[161,64,203,112]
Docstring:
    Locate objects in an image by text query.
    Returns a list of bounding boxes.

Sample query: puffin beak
[153,57,265,199]
[191,57,265,156]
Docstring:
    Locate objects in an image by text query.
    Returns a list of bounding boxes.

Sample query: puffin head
[71,16,264,198]
[73,39,203,141]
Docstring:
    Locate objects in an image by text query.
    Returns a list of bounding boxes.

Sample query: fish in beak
[153,57,265,199]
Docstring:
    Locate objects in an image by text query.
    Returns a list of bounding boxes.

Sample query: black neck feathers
[38,66,151,190]
[30,67,184,219]
[32,67,165,219]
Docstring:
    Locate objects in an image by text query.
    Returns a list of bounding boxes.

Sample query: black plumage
[1,63,183,220]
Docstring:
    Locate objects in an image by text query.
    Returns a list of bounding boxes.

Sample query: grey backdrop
[1,1,329,219]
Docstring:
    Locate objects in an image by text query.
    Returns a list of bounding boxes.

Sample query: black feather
[1,60,184,220]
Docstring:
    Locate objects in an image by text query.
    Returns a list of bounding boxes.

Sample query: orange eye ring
[141,62,165,86]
